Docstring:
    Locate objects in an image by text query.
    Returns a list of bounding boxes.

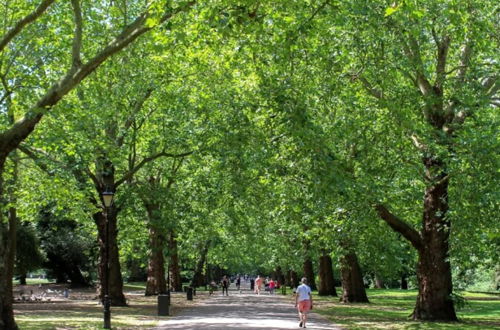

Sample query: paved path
[156,287,340,330]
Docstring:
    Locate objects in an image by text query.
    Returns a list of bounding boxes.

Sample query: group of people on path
[215,274,313,328]
[252,275,277,295]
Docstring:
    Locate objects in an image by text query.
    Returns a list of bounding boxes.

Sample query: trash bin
[281,286,286,295]
[186,287,193,301]
[158,294,170,316]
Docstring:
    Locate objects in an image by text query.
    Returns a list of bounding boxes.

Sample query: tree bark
[318,254,337,296]
[145,221,166,296]
[303,257,317,290]
[412,164,456,320]
[375,157,457,320]
[168,230,182,291]
[339,251,369,303]
[95,208,126,306]
[190,241,209,288]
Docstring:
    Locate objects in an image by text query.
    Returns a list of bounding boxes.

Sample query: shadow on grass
[314,289,500,330]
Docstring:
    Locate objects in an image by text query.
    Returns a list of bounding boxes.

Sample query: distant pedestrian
[295,277,313,328]
[268,278,276,295]
[236,276,241,291]
[221,275,229,296]
[255,275,263,295]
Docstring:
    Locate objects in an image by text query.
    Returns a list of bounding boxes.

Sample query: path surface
[156,283,340,330]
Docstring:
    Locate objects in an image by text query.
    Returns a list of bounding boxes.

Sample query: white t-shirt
[296,284,311,302]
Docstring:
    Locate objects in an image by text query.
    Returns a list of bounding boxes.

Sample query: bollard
[158,294,170,316]
[186,287,193,301]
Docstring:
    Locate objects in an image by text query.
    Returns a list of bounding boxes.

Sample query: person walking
[255,275,263,295]
[236,276,241,292]
[221,275,230,296]
[295,277,313,328]
[268,278,276,295]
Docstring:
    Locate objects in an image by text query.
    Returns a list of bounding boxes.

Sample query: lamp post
[102,189,114,329]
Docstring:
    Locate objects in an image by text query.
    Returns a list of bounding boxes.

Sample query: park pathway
[155,281,340,330]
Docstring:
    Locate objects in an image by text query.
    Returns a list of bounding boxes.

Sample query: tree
[0,1,196,326]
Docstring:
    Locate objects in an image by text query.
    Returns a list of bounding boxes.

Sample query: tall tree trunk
[145,222,166,296]
[412,159,456,320]
[169,230,182,291]
[0,153,19,329]
[339,251,369,303]
[95,208,126,306]
[303,257,317,290]
[318,253,337,296]
[190,241,209,288]
[375,156,457,320]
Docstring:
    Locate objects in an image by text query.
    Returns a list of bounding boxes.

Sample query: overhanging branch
[115,150,193,187]
[374,204,423,251]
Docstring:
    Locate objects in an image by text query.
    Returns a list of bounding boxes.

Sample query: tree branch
[435,34,451,90]
[0,0,56,53]
[70,0,83,68]
[0,1,196,159]
[374,204,423,251]
[115,150,193,187]
[358,76,383,99]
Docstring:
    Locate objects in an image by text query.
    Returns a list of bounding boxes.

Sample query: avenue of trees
[0,1,498,329]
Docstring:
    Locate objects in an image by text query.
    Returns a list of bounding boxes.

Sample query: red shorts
[298,300,311,313]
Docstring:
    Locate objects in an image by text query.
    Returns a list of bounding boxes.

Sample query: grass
[12,278,52,285]
[314,288,500,329]
[14,282,204,329]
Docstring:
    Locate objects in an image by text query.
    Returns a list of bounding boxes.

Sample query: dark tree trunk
[0,154,19,329]
[145,222,166,296]
[375,155,457,320]
[339,251,369,303]
[67,264,89,288]
[318,254,337,296]
[411,159,457,320]
[19,274,27,286]
[190,241,209,288]
[289,270,299,289]
[169,230,182,291]
[401,274,408,290]
[95,208,126,306]
[303,257,317,290]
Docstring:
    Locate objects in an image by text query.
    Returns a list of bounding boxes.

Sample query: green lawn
[314,289,500,329]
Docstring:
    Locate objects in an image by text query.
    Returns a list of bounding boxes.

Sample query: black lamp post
[102,189,114,329]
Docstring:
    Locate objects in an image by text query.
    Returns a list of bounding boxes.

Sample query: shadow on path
[155,290,339,330]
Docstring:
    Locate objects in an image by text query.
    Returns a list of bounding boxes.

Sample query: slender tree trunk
[374,275,384,289]
[274,266,285,286]
[289,270,299,289]
[318,254,337,296]
[145,223,166,296]
[95,208,126,306]
[190,241,209,288]
[339,251,369,303]
[169,230,182,291]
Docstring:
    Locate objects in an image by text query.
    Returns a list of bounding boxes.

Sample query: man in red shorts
[294,277,313,328]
